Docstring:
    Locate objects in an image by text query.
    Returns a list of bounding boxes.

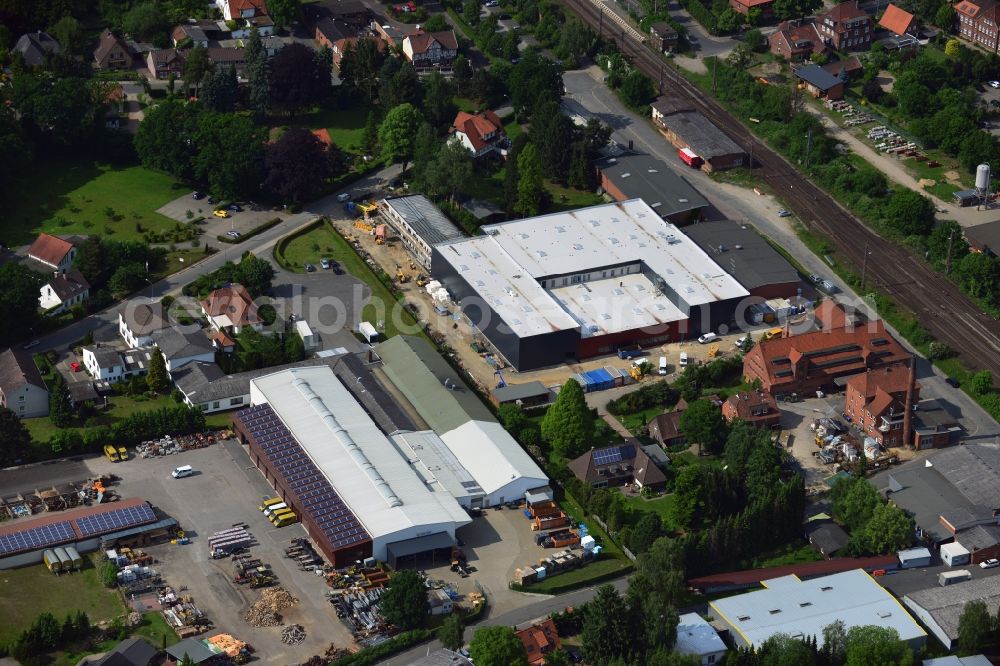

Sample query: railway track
[562,0,1000,375]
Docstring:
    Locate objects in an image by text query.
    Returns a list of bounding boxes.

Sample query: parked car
[946,377,961,388]
[23,340,40,350]
[320,258,331,270]
[679,351,688,367]
[809,273,823,284]
[336,193,351,203]
[213,209,230,218]
[777,208,791,217]
[304,263,316,272]
[980,558,1000,569]
[192,191,205,200]
[70,362,81,372]
[989,80,1000,88]
[697,332,718,344]
[228,204,242,212]
[331,263,344,275]
[226,230,241,238]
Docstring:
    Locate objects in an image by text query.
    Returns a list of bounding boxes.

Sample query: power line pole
[804,126,812,169]
[945,230,955,274]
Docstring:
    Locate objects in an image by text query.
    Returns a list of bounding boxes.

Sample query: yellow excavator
[357,201,379,221]
[396,267,409,283]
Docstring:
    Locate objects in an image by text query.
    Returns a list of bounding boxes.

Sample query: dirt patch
[877,71,895,92]
[943,170,962,184]
[919,178,936,188]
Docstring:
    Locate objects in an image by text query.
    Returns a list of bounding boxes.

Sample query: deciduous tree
[883,190,935,237]
[122,1,168,42]
[200,65,239,112]
[264,127,331,203]
[267,0,301,27]
[582,585,637,665]
[192,111,266,198]
[134,99,199,179]
[972,370,993,395]
[957,600,993,656]
[0,264,44,347]
[378,103,422,173]
[844,625,912,666]
[469,626,527,666]
[183,45,212,95]
[380,569,427,629]
[269,43,328,115]
[628,537,684,653]
[437,613,465,651]
[422,71,457,131]
[678,399,727,456]
[245,28,269,119]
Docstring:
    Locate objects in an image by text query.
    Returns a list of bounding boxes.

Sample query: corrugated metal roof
[380,195,465,246]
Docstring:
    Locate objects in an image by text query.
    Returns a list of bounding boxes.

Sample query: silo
[976,163,991,192]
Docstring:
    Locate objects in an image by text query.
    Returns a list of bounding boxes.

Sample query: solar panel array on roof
[593,444,637,467]
[236,403,371,551]
[0,521,75,555]
[76,503,157,537]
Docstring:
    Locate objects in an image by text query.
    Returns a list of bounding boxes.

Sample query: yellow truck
[117,446,128,460]
[259,496,283,512]
[103,445,120,462]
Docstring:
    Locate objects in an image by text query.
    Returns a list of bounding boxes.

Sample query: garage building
[232,366,471,567]
[432,200,749,370]
[651,98,746,172]
[0,498,161,569]
[377,336,550,508]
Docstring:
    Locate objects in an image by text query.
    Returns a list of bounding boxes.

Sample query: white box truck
[938,570,972,586]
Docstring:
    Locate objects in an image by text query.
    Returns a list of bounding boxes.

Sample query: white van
[679,352,689,367]
[697,332,718,344]
[658,356,667,375]
[263,503,288,518]
[171,465,194,479]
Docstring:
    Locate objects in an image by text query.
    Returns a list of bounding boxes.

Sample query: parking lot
[85,439,353,663]
[155,192,284,240]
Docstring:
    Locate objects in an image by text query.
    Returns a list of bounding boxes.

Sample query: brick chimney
[902,354,916,449]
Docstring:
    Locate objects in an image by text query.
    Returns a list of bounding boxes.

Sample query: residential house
[402,30,458,69]
[650,98,747,172]
[955,0,1000,52]
[567,443,666,490]
[729,0,774,17]
[450,110,508,159]
[304,0,372,29]
[210,330,237,353]
[331,36,386,72]
[879,3,918,37]
[217,0,268,21]
[206,47,247,75]
[93,29,132,70]
[794,64,846,100]
[172,24,210,48]
[649,21,679,52]
[516,618,561,666]
[648,410,685,447]
[721,390,781,428]
[119,302,169,348]
[27,233,76,271]
[843,365,918,448]
[769,20,825,60]
[675,613,728,665]
[150,328,215,372]
[312,16,351,50]
[146,49,185,79]
[822,56,863,80]
[39,270,90,314]
[13,31,60,68]
[104,85,127,129]
[232,15,276,38]
[742,319,910,395]
[817,1,872,51]
[90,637,158,666]
[81,345,153,382]
[201,284,262,335]
[0,349,49,418]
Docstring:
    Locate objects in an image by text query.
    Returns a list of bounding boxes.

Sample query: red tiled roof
[845,366,918,400]
[312,128,332,146]
[404,29,458,54]
[201,284,261,327]
[879,3,915,35]
[687,555,899,589]
[825,1,869,21]
[228,0,268,16]
[731,0,774,8]
[723,390,778,421]
[516,618,560,665]
[451,110,504,151]
[210,330,237,348]
[814,300,853,330]
[954,0,991,18]
[27,232,74,267]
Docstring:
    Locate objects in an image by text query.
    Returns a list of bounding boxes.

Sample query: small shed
[166,637,217,664]
[490,381,551,407]
[294,319,317,349]
[898,546,932,568]
[941,541,971,567]
[954,189,979,207]
[358,321,379,343]
[794,64,845,100]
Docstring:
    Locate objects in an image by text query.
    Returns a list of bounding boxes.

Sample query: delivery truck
[679,147,703,169]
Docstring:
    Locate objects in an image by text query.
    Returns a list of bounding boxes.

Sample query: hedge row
[679,0,718,34]
[330,629,434,666]
[216,217,283,244]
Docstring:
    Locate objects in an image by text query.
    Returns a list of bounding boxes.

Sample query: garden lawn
[3,159,187,246]
[526,556,632,593]
[0,554,123,646]
[616,406,664,434]
[295,106,371,153]
[622,493,678,531]
[745,542,822,568]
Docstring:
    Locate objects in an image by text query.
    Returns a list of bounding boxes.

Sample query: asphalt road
[561,66,999,440]
[380,577,630,665]
[24,165,400,355]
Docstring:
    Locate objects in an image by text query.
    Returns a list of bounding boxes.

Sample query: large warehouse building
[0,498,164,569]
[432,200,749,370]
[232,366,471,567]
[377,336,550,508]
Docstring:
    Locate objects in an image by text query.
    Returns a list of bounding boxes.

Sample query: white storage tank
[976,163,991,191]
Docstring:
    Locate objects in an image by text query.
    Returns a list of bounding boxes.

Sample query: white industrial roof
[550,272,686,338]
[439,420,549,496]
[249,367,471,542]
[390,430,484,502]
[675,613,727,658]
[710,569,926,649]
[436,200,747,338]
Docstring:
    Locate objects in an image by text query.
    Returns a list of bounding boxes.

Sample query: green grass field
[526,556,632,593]
[297,106,371,153]
[0,554,123,646]
[275,222,426,339]
[622,493,678,530]
[3,159,187,247]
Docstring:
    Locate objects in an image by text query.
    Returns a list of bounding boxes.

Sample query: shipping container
[679,147,703,168]
[64,546,83,570]
[43,549,62,573]
[53,547,72,570]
